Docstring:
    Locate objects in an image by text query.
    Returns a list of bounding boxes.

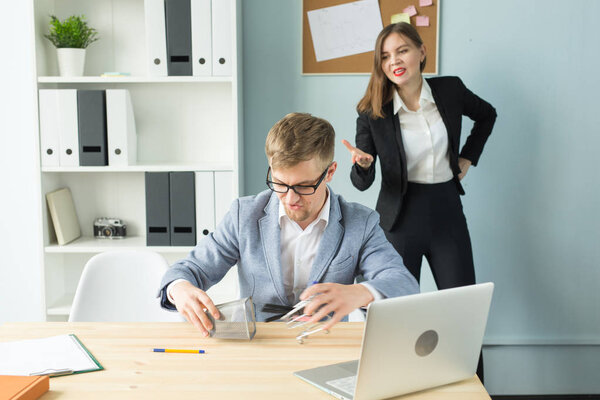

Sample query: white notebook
[46,187,81,245]
[0,334,103,376]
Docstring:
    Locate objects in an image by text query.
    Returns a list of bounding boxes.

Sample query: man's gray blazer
[158,188,419,321]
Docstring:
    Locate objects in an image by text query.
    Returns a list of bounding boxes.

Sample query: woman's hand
[458,157,472,180]
[342,139,374,170]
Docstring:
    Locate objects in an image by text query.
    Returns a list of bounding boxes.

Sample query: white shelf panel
[45,236,194,254]
[42,163,234,173]
[38,76,233,84]
[46,293,74,316]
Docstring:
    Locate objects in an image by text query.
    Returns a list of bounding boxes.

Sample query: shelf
[42,163,234,173]
[46,293,74,316]
[45,236,195,254]
[34,0,242,323]
[38,76,233,84]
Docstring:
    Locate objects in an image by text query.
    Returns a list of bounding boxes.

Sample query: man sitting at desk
[158,112,419,336]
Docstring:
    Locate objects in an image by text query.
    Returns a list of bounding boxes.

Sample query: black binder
[165,0,192,76]
[77,90,108,166]
[145,172,171,246]
[169,172,196,246]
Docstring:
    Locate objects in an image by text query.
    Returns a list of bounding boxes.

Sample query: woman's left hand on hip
[458,157,472,180]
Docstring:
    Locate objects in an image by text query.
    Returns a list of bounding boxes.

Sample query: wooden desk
[0,322,490,399]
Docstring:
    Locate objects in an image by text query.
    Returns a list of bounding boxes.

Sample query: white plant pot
[57,48,86,77]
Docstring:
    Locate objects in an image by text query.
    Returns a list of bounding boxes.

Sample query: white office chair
[69,250,184,322]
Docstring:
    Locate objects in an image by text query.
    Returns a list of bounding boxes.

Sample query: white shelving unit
[33,0,243,320]
[38,76,233,83]
[44,236,195,254]
[41,163,234,173]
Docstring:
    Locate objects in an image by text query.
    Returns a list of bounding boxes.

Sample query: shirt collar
[278,187,330,230]
[392,78,434,115]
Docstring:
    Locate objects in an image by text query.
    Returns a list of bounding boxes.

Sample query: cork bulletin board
[302,0,439,75]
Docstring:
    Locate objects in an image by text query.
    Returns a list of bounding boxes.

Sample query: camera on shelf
[94,218,127,239]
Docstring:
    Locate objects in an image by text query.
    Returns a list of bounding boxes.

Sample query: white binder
[144,0,168,76]
[211,0,232,76]
[195,171,216,238]
[191,0,212,76]
[38,90,60,167]
[57,90,79,167]
[214,171,233,226]
[106,89,137,166]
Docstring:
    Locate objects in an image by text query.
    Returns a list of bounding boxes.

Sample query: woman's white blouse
[393,79,454,184]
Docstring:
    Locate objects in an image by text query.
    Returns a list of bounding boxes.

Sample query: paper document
[307,0,383,62]
[0,334,102,376]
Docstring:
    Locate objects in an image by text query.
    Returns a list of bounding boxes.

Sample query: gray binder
[145,172,171,246]
[77,90,108,166]
[165,0,192,76]
[169,171,196,246]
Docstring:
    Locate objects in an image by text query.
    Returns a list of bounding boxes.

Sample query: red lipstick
[393,68,406,77]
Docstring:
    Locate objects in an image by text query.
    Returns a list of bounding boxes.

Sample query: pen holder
[207,297,257,340]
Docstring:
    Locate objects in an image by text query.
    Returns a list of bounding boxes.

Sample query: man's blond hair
[265,112,335,170]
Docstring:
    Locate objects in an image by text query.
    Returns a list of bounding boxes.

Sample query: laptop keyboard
[326,375,357,396]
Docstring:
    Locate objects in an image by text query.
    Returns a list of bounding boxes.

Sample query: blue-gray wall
[243,0,600,394]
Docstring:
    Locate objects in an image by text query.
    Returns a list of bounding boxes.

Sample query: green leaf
[44,15,99,49]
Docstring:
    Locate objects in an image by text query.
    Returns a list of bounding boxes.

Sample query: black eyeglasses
[266,164,331,195]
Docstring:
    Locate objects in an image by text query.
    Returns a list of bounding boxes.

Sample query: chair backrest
[69,250,184,322]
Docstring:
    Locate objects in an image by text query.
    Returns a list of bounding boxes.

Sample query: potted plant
[44,15,99,77]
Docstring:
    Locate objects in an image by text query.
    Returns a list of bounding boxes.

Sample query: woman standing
[343,22,496,380]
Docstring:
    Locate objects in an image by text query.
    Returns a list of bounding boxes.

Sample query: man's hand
[342,139,374,170]
[170,281,220,337]
[458,157,472,180]
[299,283,374,331]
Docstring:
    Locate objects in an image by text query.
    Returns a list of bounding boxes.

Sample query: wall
[243,0,600,395]
[0,0,45,323]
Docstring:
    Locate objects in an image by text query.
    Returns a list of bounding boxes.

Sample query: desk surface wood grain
[0,322,490,400]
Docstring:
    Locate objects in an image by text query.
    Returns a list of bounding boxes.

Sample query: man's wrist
[356,283,375,307]
[358,282,382,306]
[167,279,189,305]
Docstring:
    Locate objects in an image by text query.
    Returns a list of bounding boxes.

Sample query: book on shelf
[46,187,81,246]
[100,72,131,77]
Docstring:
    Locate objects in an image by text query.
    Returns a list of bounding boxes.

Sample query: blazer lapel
[388,102,408,193]
[258,193,288,304]
[308,190,344,283]
[427,78,456,156]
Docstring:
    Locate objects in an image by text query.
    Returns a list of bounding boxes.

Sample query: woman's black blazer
[350,76,497,231]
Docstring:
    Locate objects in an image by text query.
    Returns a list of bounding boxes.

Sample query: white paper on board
[307,0,383,62]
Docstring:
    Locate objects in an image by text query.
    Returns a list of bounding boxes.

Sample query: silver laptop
[294,282,494,400]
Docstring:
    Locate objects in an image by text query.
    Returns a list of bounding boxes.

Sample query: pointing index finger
[341,139,356,152]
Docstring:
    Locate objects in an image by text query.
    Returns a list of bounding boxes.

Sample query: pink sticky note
[416,15,430,26]
[403,5,418,17]
[419,0,433,7]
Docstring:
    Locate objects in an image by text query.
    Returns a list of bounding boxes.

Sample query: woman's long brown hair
[357,23,426,119]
